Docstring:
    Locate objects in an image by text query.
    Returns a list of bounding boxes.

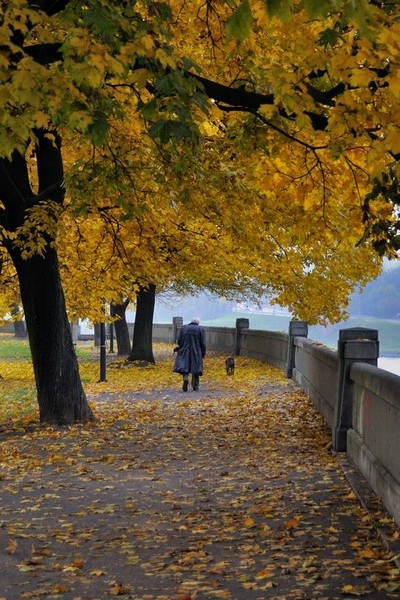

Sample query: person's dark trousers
[191,374,199,391]
[182,375,189,392]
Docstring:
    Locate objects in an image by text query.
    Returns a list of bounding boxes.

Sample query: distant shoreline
[203,312,400,357]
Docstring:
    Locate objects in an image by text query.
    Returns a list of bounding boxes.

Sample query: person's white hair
[191,317,200,324]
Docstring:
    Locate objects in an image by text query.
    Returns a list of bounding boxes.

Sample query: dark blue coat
[173,322,206,375]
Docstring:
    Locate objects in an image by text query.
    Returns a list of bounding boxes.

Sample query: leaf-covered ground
[0,345,399,599]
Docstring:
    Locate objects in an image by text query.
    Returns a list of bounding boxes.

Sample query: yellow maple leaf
[284,517,300,529]
[52,584,69,593]
[358,548,377,559]
[7,539,18,555]
[243,516,255,528]
[387,73,400,98]
[255,567,274,579]
[341,584,367,596]
[110,583,131,596]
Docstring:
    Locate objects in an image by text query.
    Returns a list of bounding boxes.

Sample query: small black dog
[225,356,235,375]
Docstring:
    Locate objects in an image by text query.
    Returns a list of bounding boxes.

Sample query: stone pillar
[12,306,27,338]
[70,321,80,344]
[235,318,249,356]
[333,327,379,452]
[172,316,183,343]
[14,320,27,339]
[285,320,308,378]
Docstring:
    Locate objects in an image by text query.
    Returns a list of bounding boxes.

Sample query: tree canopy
[2,1,397,315]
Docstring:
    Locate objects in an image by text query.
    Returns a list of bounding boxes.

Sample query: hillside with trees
[349,265,400,319]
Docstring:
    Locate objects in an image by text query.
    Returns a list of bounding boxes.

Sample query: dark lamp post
[99,322,107,382]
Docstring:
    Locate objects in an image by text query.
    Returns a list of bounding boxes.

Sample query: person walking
[173,317,206,391]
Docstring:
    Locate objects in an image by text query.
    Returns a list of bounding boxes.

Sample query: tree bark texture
[0,134,93,424]
[11,248,93,424]
[127,284,156,363]
[111,300,131,355]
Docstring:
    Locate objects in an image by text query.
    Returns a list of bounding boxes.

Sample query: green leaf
[318,28,341,48]
[298,0,376,36]
[149,120,172,144]
[139,98,157,120]
[87,112,109,146]
[297,0,334,19]
[149,119,199,145]
[226,0,252,42]
[148,2,173,21]
[342,0,375,38]
[263,0,292,21]
[154,75,176,96]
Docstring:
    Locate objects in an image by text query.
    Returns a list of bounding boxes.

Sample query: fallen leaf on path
[7,539,18,554]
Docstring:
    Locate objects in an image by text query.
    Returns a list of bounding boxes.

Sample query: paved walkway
[0,357,399,599]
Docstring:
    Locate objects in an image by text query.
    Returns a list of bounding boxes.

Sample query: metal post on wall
[99,322,107,382]
[333,327,379,452]
[109,322,115,353]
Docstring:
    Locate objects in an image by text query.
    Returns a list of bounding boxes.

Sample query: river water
[378,357,400,376]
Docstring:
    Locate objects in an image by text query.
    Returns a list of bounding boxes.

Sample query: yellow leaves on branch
[65,34,126,87]
[1,0,397,324]
[13,202,61,260]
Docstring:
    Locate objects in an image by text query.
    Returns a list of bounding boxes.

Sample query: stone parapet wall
[292,337,338,428]
[0,323,16,334]
[152,323,174,343]
[347,362,400,527]
[240,329,288,370]
[203,326,237,353]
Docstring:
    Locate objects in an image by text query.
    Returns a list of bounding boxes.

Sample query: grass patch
[0,337,97,426]
[0,334,32,360]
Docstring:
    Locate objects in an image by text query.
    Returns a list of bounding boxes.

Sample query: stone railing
[291,337,338,429]
[348,363,400,527]
[168,317,400,527]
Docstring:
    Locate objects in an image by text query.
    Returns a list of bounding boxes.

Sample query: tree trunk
[0,133,93,425]
[11,247,94,424]
[127,284,156,363]
[111,300,131,355]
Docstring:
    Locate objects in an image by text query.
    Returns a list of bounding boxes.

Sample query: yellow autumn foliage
[1,0,399,328]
